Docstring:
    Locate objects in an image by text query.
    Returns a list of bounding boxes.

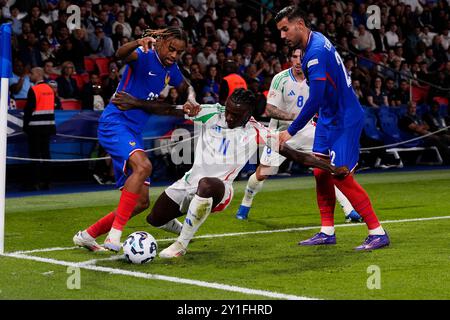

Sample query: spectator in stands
[201,65,220,103]
[419,25,437,47]
[56,38,85,74]
[352,79,366,105]
[42,23,59,52]
[97,10,114,36]
[423,101,450,137]
[355,24,376,52]
[47,80,61,109]
[196,43,217,70]
[217,19,230,46]
[56,61,80,99]
[9,5,22,36]
[40,39,56,63]
[399,101,450,164]
[367,77,389,108]
[89,23,115,58]
[43,60,59,81]
[19,32,42,68]
[183,6,200,43]
[112,11,132,39]
[165,87,184,105]
[384,77,398,107]
[189,62,205,100]
[82,73,105,111]
[395,79,412,105]
[386,23,400,48]
[373,25,389,53]
[9,58,31,100]
[102,61,120,103]
[23,6,45,36]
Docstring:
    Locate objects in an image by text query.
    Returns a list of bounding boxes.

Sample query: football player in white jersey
[236,49,362,223]
[112,88,347,258]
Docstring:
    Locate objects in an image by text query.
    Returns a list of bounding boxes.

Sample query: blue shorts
[98,122,151,189]
[312,120,363,171]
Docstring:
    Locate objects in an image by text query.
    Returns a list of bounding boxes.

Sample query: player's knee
[134,159,152,178]
[197,177,220,198]
[255,171,268,181]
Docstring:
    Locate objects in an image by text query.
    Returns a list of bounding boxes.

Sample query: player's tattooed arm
[265,104,296,121]
[111,91,200,117]
[116,37,156,63]
[278,143,349,178]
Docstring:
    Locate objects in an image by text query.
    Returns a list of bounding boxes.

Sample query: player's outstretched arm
[265,104,296,121]
[111,91,200,117]
[115,37,156,63]
[279,143,349,178]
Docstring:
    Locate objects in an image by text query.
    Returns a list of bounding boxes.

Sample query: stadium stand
[2,0,449,187]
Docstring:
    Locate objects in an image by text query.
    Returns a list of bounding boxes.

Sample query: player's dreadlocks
[142,27,188,43]
[230,88,256,115]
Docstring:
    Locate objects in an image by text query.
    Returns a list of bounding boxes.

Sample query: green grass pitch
[1,169,450,300]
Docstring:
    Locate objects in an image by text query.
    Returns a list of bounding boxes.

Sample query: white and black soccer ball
[123,231,158,264]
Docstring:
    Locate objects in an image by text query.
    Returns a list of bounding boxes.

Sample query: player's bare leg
[103,151,151,252]
[159,177,225,258]
[147,192,184,235]
[333,170,390,250]
[237,159,362,222]
[74,182,150,252]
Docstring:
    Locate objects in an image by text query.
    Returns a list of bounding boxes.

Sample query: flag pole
[0,23,13,254]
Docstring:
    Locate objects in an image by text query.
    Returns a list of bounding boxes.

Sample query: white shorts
[260,121,316,168]
[165,179,234,214]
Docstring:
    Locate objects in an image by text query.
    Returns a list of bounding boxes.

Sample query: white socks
[178,194,213,248]
[158,218,183,235]
[241,173,265,207]
[334,186,355,216]
[320,226,335,236]
[369,226,386,236]
[107,228,122,243]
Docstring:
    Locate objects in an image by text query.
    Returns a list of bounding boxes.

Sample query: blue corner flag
[0,23,12,78]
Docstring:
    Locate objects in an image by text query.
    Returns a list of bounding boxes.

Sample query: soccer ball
[123,231,158,264]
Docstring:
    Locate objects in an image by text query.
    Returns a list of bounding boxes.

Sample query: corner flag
[0,23,12,254]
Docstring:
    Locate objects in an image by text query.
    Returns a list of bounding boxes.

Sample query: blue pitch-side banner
[0,23,12,78]
[6,110,189,163]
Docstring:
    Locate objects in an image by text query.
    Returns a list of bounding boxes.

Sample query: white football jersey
[183,104,272,187]
[266,68,310,131]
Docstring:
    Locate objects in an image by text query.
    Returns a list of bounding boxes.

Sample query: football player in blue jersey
[73,27,201,252]
[276,6,389,250]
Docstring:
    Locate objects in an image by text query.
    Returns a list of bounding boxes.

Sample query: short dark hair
[274,6,309,26]
[230,88,256,112]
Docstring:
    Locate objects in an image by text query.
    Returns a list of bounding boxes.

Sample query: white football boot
[159,241,187,258]
[73,231,107,252]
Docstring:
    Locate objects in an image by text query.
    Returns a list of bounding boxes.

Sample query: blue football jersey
[100,47,184,132]
[288,32,364,135]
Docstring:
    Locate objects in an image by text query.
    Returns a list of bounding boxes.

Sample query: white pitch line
[10,215,450,255]
[2,252,316,300]
[78,255,124,266]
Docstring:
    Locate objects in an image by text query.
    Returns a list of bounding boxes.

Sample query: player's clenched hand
[332,166,350,179]
[111,91,137,110]
[278,130,292,145]
[137,36,156,53]
[183,101,201,117]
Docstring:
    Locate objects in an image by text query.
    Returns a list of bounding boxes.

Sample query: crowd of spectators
[0,0,449,119]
